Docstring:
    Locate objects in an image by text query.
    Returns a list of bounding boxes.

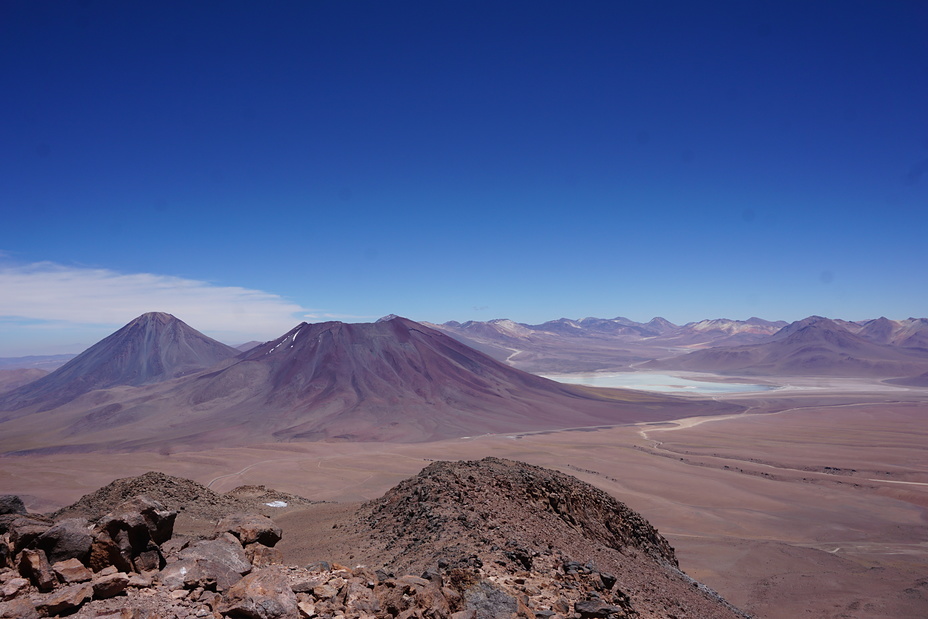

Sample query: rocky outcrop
[0,497,26,517]
[0,462,748,618]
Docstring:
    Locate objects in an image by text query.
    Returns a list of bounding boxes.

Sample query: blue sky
[1,1,926,354]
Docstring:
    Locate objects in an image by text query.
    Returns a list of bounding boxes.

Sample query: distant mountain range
[428,316,789,372]
[644,316,928,377]
[429,315,928,378]
[0,313,733,454]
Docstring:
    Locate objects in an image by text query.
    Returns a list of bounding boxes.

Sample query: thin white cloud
[301,311,379,321]
[0,261,306,341]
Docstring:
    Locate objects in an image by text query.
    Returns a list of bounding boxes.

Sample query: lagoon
[539,371,774,394]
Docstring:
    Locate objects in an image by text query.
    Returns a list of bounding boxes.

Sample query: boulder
[158,557,243,593]
[0,597,39,619]
[218,513,283,547]
[246,542,283,568]
[90,496,175,573]
[52,558,93,583]
[7,517,51,554]
[92,570,130,598]
[18,548,57,592]
[217,566,300,619]
[177,533,252,576]
[87,529,133,573]
[0,496,26,516]
[35,582,92,616]
[574,599,627,618]
[0,577,29,600]
[35,518,93,564]
[96,495,176,549]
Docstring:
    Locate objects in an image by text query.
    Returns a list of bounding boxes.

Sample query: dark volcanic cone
[170,316,720,445]
[0,312,238,413]
[0,317,738,453]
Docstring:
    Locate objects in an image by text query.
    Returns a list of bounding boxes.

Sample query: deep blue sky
[1,1,926,354]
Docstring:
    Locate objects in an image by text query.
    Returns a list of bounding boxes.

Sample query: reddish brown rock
[246,542,283,568]
[88,529,133,573]
[18,548,57,592]
[0,577,29,600]
[92,570,130,598]
[158,557,243,593]
[35,582,92,615]
[52,557,92,583]
[218,513,283,547]
[0,597,39,619]
[217,566,300,619]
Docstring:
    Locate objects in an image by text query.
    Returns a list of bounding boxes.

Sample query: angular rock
[35,582,92,615]
[574,599,626,618]
[18,548,57,592]
[0,496,26,516]
[0,577,29,600]
[159,557,243,593]
[218,513,283,547]
[88,529,133,573]
[0,597,39,619]
[246,542,283,568]
[218,566,300,619]
[35,518,93,564]
[134,547,163,572]
[178,533,252,576]
[463,581,517,617]
[92,570,130,598]
[93,496,176,572]
[127,572,153,588]
[52,557,93,583]
[8,517,51,554]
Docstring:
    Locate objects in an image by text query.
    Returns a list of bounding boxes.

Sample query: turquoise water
[539,372,774,394]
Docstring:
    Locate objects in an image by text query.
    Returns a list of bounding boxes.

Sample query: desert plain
[2,373,926,619]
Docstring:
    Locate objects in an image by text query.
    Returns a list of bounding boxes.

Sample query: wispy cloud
[0,261,306,342]
[301,311,379,322]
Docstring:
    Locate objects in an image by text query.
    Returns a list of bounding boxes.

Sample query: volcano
[0,312,239,413]
[0,316,735,453]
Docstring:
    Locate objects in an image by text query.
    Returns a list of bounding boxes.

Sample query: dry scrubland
[2,379,927,618]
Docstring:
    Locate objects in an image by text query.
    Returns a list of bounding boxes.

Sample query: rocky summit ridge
[0,458,747,618]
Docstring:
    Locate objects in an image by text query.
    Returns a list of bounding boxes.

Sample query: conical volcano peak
[0,312,239,412]
[131,311,176,325]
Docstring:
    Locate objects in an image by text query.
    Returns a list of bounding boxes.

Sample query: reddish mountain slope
[0,312,239,413]
[646,316,928,377]
[0,317,736,453]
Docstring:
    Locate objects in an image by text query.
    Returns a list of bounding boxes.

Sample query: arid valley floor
[3,375,926,618]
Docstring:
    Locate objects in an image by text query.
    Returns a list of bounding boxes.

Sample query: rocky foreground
[0,459,748,618]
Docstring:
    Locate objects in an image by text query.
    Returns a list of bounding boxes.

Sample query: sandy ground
[1,378,926,618]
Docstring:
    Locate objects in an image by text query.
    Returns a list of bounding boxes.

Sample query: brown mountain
[0,317,736,454]
[0,312,239,414]
[0,368,48,394]
[645,316,928,377]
